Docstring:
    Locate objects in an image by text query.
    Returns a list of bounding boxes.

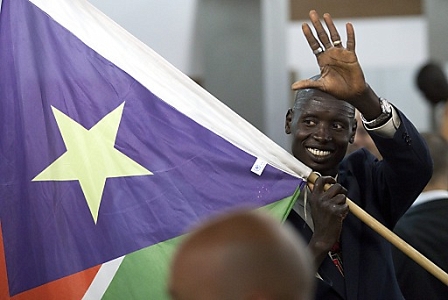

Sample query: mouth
[306,147,332,158]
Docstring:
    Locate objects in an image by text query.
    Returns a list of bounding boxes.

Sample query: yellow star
[33,102,152,224]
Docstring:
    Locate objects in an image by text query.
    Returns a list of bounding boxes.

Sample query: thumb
[291,78,322,90]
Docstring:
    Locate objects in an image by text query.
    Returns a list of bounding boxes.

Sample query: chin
[310,164,337,176]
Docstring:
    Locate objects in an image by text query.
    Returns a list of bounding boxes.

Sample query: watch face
[380,98,392,114]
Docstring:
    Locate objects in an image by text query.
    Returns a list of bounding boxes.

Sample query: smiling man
[284,11,432,300]
[287,87,357,176]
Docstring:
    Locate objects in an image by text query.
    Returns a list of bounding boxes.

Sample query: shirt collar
[412,190,448,207]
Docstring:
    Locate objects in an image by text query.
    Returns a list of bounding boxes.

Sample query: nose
[313,124,332,142]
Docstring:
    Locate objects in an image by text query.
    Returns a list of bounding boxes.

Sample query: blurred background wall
[3,0,448,150]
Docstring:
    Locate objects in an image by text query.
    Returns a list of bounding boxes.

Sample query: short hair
[416,62,448,104]
[292,75,355,118]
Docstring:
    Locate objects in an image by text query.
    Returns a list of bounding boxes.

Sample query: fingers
[327,193,349,220]
[309,10,332,50]
[291,78,321,90]
[340,204,349,219]
[323,13,342,48]
[301,23,323,55]
[313,176,337,192]
[327,184,347,199]
[301,10,356,56]
[332,202,350,219]
[346,23,356,51]
[313,176,348,208]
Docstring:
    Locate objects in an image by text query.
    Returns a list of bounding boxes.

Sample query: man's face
[286,91,356,176]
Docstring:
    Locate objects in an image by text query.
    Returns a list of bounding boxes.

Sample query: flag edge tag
[251,158,267,176]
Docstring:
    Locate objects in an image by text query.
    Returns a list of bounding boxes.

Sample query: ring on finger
[333,40,342,47]
[313,47,324,55]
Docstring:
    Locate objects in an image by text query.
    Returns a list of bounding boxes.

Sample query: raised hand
[291,10,367,102]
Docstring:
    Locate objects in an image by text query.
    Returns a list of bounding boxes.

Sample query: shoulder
[339,148,378,176]
[337,149,380,197]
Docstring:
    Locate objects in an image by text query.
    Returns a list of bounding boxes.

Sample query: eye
[332,122,344,130]
[303,118,317,126]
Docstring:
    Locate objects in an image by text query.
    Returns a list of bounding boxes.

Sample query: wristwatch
[361,97,392,128]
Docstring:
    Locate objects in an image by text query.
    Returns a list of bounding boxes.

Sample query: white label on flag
[251,158,267,176]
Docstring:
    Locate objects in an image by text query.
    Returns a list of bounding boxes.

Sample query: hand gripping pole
[307,172,448,285]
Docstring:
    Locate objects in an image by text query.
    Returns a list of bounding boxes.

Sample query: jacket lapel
[318,254,347,298]
[287,210,347,298]
[341,212,361,300]
[339,171,362,300]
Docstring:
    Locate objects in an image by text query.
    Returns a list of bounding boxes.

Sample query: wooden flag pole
[307,172,448,285]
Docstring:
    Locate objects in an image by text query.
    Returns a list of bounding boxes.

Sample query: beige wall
[290,0,422,19]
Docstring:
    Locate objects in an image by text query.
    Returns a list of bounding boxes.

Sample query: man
[393,132,448,300]
[285,11,432,299]
[168,210,315,300]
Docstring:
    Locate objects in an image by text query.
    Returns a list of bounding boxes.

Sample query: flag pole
[307,172,448,285]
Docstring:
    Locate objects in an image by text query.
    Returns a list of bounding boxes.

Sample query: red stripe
[1,223,102,300]
[0,222,11,299]
[11,265,101,300]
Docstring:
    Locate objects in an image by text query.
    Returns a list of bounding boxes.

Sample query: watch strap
[361,97,392,128]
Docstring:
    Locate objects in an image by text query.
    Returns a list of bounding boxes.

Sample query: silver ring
[313,47,324,55]
[333,40,342,47]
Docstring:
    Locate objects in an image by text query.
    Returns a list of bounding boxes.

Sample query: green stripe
[102,235,181,300]
[260,185,301,222]
[102,190,301,299]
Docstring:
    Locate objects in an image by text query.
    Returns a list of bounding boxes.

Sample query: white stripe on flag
[29,0,312,181]
[82,256,125,300]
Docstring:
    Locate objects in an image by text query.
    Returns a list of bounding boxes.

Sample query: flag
[0,0,311,299]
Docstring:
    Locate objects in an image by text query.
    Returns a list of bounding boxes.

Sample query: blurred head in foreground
[168,210,315,300]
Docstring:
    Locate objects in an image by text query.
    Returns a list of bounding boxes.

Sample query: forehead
[294,90,354,119]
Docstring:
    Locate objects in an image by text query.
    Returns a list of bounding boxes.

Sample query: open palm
[292,11,367,102]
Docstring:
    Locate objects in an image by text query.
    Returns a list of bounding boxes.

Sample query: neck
[423,178,448,192]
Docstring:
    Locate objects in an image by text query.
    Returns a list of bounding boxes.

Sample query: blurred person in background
[393,132,448,300]
[416,62,448,140]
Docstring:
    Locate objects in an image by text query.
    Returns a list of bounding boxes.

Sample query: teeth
[307,148,331,157]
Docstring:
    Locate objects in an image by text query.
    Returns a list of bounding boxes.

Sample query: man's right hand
[307,176,349,267]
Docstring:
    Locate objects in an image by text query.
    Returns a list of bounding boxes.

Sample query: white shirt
[411,190,448,207]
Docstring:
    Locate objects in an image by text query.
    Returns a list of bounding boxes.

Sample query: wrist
[349,84,382,118]
[309,236,333,254]
[361,97,392,128]
[308,239,332,268]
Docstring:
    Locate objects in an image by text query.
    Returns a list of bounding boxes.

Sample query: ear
[349,120,357,144]
[285,109,293,134]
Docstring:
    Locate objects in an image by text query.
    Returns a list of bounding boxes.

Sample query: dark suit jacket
[287,110,432,300]
[393,197,448,300]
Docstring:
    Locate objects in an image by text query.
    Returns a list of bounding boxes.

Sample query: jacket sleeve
[367,108,432,227]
